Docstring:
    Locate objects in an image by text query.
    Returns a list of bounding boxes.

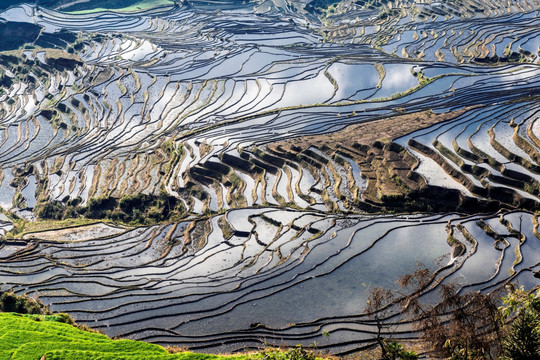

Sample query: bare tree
[406,283,502,359]
[396,265,503,359]
[365,287,396,359]
[365,264,504,359]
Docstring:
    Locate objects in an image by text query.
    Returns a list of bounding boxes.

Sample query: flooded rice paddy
[0,0,539,354]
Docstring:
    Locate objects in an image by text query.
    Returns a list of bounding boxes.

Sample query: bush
[63,206,79,219]
[249,345,318,360]
[384,342,419,360]
[36,192,185,225]
[0,291,49,315]
[119,194,144,215]
[85,196,117,219]
[37,201,65,220]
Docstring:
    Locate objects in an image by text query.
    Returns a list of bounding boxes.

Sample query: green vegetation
[249,346,318,360]
[0,291,50,315]
[0,313,324,360]
[304,0,342,14]
[501,286,540,360]
[0,312,237,360]
[35,192,186,226]
[382,342,418,360]
[5,216,103,238]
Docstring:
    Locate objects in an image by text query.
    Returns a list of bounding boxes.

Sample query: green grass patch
[0,313,242,360]
[0,313,325,360]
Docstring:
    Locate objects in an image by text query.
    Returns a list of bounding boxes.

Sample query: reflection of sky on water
[276,70,335,107]
[326,62,379,102]
[392,30,417,55]
[370,64,417,99]
[0,171,16,210]
[174,216,453,332]
[521,35,540,55]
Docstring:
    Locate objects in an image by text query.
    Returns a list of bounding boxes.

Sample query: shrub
[249,345,318,360]
[385,342,419,360]
[37,201,65,220]
[501,287,540,360]
[85,196,117,219]
[36,192,185,225]
[0,291,49,315]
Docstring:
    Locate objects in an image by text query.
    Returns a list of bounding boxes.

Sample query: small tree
[503,310,540,360]
[365,264,504,359]
[364,282,421,359]
[365,287,396,359]
[399,278,503,359]
[500,287,540,360]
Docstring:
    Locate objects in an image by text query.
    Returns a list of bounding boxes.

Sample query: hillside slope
[0,312,246,360]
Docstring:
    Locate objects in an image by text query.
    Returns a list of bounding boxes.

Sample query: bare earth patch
[274,107,475,149]
[23,222,129,242]
[269,108,475,204]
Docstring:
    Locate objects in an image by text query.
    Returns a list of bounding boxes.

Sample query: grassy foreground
[0,313,323,360]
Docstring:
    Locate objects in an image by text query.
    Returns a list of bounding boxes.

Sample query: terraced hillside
[0,312,276,359]
[0,0,539,355]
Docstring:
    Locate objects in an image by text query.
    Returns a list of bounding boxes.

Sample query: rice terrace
[0,0,539,358]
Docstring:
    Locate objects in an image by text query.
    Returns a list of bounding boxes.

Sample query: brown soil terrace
[268,106,514,213]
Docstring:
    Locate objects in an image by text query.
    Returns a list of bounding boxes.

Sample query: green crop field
[0,313,246,360]
[0,313,324,360]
